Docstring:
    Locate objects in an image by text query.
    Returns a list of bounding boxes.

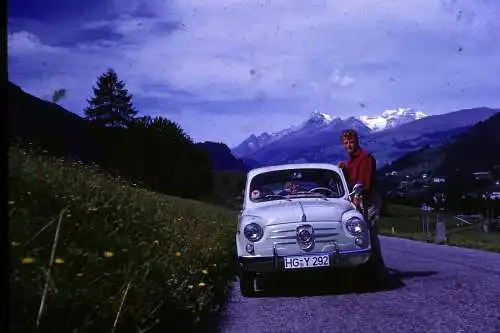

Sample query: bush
[8,146,238,333]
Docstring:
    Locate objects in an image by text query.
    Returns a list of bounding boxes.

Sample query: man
[337,129,386,272]
[278,180,299,196]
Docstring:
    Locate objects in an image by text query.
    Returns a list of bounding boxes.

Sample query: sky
[8,0,500,147]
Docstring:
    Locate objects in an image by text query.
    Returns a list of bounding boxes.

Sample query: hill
[8,81,222,199]
[196,141,251,171]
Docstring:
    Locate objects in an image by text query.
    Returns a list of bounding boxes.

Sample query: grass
[8,145,239,333]
[380,204,500,253]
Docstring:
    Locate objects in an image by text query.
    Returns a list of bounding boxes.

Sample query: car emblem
[296,225,314,250]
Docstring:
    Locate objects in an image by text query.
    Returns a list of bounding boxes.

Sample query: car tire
[239,270,256,297]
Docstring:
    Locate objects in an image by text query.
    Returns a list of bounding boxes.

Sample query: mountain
[231,111,341,158]
[378,111,500,198]
[232,107,428,158]
[232,107,500,168]
[360,107,499,167]
[233,111,374,165]
[359,108,428,131]
[195,142,251,172]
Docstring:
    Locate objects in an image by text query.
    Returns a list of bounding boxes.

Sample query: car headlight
[345,217,365,235]
[243,222,264,242]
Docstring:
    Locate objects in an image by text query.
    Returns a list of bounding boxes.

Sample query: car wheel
[239,270,256,297]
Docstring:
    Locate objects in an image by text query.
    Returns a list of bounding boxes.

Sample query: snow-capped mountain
[236,126,296,153]
[231,108,426,157]
[359,108,428,132]
[231,110,343,157]
[232,107,498,168]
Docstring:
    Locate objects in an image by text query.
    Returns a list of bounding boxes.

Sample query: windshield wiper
[259,194,292,202]
[294,191,329,201]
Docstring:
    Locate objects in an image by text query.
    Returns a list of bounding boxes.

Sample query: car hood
[244,199,353,225]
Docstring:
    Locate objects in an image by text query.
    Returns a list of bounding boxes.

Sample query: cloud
[330,70,355,88]
[8,0,500,146]
[8,31,64,56]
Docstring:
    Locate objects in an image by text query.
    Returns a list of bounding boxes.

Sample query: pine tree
[84,68,138,127]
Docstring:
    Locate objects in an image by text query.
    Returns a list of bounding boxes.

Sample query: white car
[236,163,382,296]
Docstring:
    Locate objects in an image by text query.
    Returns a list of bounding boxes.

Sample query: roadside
[380,204,500,253]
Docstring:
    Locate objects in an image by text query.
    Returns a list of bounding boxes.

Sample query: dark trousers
[361,196,384,261]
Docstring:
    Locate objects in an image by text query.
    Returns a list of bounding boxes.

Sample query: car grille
[268,224,339,254]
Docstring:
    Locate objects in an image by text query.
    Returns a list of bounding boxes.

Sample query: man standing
[337,129,386,272]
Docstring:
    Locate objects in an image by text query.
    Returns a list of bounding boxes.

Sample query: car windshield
[248,168,345,202]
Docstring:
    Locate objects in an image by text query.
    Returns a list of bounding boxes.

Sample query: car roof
[247,163,341,179]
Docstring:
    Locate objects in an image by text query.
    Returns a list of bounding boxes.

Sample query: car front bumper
[239,245,373,273]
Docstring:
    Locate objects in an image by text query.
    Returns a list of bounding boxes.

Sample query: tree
[131,115,192,144]
[84,68,138,127]
[52,88,66,103]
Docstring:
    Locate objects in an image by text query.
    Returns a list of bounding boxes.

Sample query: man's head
[284,180,298,193]
[340,129,360,154]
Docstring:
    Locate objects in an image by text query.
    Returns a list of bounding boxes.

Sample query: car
[236,163,383,296]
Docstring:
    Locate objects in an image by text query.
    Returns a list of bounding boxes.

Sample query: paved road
[216,237,500,333]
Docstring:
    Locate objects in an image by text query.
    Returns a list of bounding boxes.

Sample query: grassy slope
[8,146,238,333]
[380,204,500,253]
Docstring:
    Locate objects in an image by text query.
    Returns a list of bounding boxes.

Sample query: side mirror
[349,183,363,196]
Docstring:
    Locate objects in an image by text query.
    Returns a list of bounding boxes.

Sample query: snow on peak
[359,107,428,131]
[309,110,336,124]
[381,107,427,120]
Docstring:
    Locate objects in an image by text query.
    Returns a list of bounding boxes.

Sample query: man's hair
[340,129,359,142]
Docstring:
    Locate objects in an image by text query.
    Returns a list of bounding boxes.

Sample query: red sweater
[345,148,378,197]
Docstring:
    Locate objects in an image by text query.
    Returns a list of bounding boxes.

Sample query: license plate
[283,254,330,269]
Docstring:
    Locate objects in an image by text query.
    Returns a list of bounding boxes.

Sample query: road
[216,237,500,333]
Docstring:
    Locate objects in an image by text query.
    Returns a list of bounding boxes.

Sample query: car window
[249,168,345,202]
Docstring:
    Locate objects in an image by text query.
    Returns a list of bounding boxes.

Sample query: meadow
[8,145,238,333]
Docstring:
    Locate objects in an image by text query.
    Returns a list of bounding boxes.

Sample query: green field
[380,204,500,253]
[8,146,238,333]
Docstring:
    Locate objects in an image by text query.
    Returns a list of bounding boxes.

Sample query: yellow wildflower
[201,269,208,275]
[187,285,194,289]
[103,251,114,258]
[54,258,65,264]
[175,252,182,257]
[21,257,36,264]
[198,282,206,287]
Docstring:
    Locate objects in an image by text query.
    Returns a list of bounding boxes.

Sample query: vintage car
[236,163,382,296]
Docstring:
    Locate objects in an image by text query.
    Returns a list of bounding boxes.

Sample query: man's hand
[352,194,361,207]
[337,161,346,169]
